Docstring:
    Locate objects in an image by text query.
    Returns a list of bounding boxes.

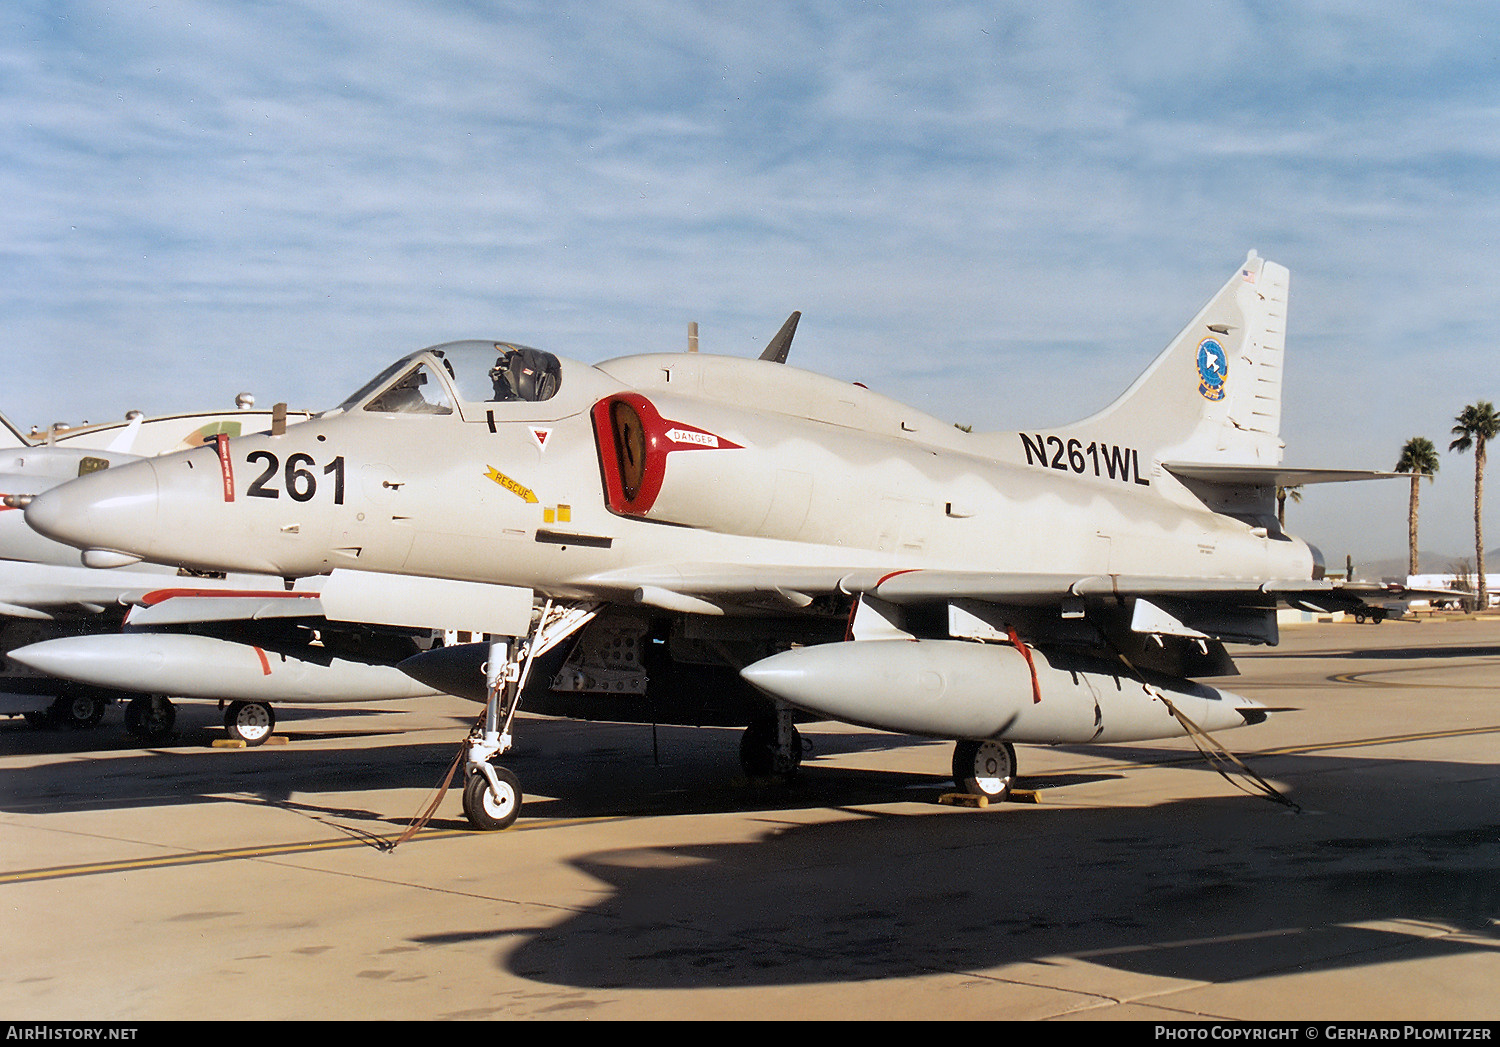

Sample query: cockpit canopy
[334,341,566,417]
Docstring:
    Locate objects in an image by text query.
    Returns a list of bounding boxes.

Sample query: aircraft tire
[463,765,521,831]
[739,716,802,778]
[124,695,176,742]
[49,693,107,729]
[952,739,1015,802]
[224,701,275,746]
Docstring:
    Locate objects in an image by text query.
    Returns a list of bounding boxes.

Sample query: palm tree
[1394,437,1440,576]
[1450,402,1500,610]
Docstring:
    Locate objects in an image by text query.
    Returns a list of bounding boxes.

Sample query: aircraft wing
[0,560,186,619]
[584,562,1327,608]
[1325,581,1459,607]
[0,561,332,628]
[578,561,1437,656]
[839,568,1320,604]
[120,572,537,635]
[584,563,850,600]
[585,558,1460,607]
[122,589,326,627]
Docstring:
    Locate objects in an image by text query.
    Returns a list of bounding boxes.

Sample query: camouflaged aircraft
[26,252,1394,829]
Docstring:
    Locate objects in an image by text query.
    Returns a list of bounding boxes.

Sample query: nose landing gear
[460,601,599,831]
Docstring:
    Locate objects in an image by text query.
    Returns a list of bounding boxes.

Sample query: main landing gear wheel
[739,716,802,778]
[224,701,275,746]
[124,695,176,742]
[49,694,107,729]
[952,739,1016,802]
[463,765,521,831]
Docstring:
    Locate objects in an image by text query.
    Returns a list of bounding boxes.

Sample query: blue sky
[5,2,1500,568]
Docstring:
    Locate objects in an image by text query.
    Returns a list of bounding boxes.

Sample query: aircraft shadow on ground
[6,709,1099,826]
[7,713,1499,994]
[71,715,1465,993]
[0,716,999,824]
[484,753,1500,991]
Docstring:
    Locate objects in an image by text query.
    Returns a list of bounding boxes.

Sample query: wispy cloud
[4,1,1500,561]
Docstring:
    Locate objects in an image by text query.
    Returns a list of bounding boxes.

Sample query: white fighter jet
[0,407,438,742]
[26,252,1395,828]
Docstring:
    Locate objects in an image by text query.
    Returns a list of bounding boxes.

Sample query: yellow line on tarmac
[1256,723,1500,756]
[0,816,620,885]
[1052,723,1500,774]
[10,725,1496,885]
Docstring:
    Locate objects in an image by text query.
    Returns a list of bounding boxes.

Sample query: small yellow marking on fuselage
[485,466,538,503]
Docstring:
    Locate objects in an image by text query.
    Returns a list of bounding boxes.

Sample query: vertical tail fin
[1063,251,1289,466]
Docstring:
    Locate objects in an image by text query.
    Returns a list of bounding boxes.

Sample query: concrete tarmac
[2,619,1497,1021]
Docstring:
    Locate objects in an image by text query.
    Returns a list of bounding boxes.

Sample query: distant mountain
[1349,550,1500,583]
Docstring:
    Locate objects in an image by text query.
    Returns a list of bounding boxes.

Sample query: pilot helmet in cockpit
[489,344,561,402]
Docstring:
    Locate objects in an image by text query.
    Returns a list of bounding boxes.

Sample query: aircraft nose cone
[24,458,161,561]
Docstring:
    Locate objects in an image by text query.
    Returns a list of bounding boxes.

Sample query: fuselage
[24,341,1318,602]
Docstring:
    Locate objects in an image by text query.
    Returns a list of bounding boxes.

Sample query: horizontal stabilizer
[1165,463,1402,486]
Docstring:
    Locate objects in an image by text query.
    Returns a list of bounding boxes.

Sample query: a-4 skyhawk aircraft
[0,408,439,742]
[26,252,1393,830]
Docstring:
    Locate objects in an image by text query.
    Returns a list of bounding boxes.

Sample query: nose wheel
[462,764,521,831]
[461,635,526,832]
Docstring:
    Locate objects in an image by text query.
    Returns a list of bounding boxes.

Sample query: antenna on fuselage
[759,311,801,364]
[688,321,699,353]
